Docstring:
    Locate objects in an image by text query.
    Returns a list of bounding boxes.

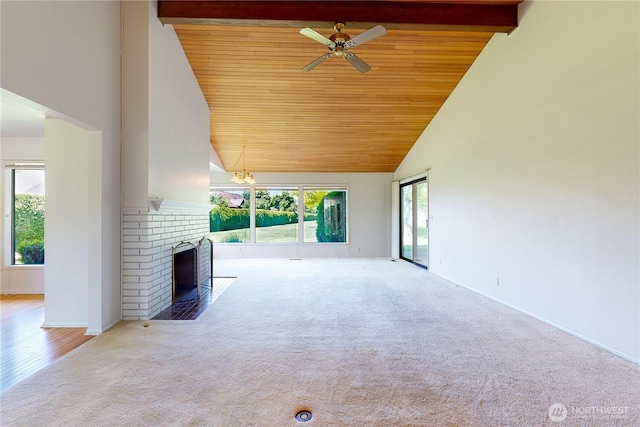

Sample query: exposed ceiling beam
[158,1,522,33]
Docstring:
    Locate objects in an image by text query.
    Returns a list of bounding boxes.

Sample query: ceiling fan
[299,23,386,73]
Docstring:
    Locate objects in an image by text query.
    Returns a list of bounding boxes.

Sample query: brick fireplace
[121,200,211,320]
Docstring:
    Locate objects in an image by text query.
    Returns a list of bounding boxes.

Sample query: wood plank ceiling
[159,1,522,173]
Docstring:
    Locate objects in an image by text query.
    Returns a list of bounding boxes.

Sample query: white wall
[210,172,392,258]
[395,1,639,362]
[0,137,45,294]
[122,1,211,210]
[44,119,102,327]
[122,0,150,210]
[0,138,45,160]
[1,0,122,332]
[148,1,211,205]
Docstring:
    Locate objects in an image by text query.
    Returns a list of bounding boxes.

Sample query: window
[8,165,45,265]
[303,188,347,243]
[255,188,298,243]
[210,186,347,244]
[400,177,428,268]
[209,189,250,243]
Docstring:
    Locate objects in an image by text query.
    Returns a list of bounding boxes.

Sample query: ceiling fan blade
[344,25,386,49]
[343,52,371,73]
[299,28,336,49]
[302,53,333,72]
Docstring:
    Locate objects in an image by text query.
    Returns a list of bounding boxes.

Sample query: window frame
[4,162,46,266]
[302,186,348,244]
[209,185,348,245]
[209,188,251,243]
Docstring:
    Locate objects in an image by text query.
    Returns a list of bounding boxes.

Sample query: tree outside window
[309,189,347,243]
[255,189,298,243]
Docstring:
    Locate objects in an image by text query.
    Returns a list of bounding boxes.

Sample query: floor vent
[295,410,312,422]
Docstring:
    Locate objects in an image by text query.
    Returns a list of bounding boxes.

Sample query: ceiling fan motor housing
[329,24,350,57]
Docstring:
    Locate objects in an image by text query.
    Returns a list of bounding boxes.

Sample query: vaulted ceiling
[158,1,522,173]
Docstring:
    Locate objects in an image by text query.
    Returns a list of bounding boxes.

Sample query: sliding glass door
[400,178,428,268]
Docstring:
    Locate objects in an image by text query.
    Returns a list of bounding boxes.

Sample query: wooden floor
[1,294,93,392]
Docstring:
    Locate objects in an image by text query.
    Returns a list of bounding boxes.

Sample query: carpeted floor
[1,258,637,426]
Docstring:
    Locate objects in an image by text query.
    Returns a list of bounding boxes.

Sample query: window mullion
[250,187,256,243]
[297,186,304,243]
[11,169,17,265]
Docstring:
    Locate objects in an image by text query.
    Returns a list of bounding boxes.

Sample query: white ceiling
[0,89,228,174]
[1,91,46,138]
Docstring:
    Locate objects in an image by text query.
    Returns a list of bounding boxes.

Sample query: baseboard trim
[85,319,121,336]
[433,272,639,365]
[41,321,88,328]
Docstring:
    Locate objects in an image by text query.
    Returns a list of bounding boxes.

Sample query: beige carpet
[1,258,638,426]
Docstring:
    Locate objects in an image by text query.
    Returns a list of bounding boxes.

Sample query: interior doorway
[400,177,428,268]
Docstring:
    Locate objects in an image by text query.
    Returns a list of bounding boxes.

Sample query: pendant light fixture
[230,145,256,184]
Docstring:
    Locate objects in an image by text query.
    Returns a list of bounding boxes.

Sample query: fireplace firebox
[172,243,199,303]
